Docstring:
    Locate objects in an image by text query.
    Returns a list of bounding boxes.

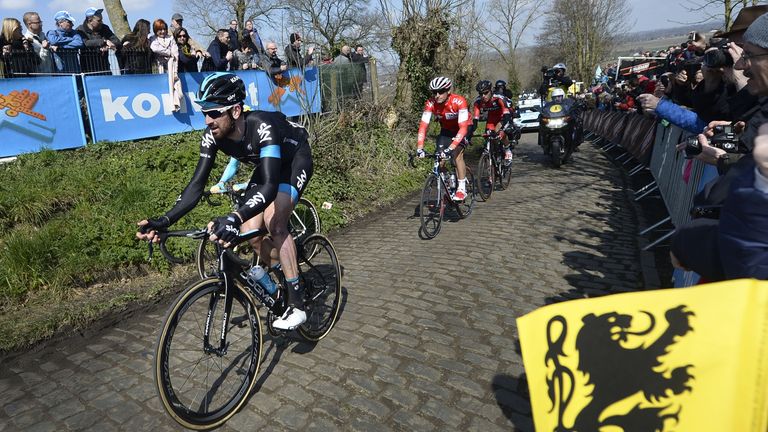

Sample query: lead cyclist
[136,72,313,330]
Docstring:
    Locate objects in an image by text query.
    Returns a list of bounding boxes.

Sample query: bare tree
[683,0,764,31]
[103,0,130,39]
[538,0,631,84]
[380,0,477,113]
[175,0,281,41]
[475,0,543,94]
[282,0,389,55]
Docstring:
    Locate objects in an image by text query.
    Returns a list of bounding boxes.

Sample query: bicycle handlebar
[408,152,444,168]
[143,227,269,264]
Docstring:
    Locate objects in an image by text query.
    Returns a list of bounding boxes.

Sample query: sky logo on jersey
[296,169,307,190]
[245,192,266,209]
[257,123,272,143]
[201,130,215,148]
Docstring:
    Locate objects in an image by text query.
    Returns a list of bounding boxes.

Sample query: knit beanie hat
[743,13,768,49]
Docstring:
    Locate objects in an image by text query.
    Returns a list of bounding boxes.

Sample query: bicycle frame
[483,134,505,175]
[198,228,277,356]
[428,154,456,202]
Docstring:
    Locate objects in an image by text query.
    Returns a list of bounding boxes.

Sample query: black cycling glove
[211,213,242,243]
[140,216,170,233]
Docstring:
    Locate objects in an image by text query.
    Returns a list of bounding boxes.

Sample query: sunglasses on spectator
[177,34,188,38]
[431,89,449,95]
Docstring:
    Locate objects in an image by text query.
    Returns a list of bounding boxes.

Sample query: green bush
[0,108,422,309]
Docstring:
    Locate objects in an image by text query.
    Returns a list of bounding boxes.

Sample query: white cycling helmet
[429,76,452,92]
[551,88,566,102]
[553,63,566,71]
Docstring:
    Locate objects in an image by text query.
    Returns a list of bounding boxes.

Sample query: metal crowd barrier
[2,47,379,112]
[583,111,707,252]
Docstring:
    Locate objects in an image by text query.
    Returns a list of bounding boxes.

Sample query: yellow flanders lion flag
[517,279,768,432]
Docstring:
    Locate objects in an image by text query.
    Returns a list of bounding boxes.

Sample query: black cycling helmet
[195,72,246,110]
[476,80,492,93]
[495,80,507,89]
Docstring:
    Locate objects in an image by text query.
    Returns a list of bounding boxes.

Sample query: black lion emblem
[545,305,695,432]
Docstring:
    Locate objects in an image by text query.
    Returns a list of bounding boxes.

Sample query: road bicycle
[476,131,513,201]
[410,151,477,239]
[196,184,321,278]
[146,226,341,430]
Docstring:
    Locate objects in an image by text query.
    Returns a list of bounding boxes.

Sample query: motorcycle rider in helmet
[539,63,573,101]
[416,76,472,201]
[551,87,566,103]
[470,80,514,164]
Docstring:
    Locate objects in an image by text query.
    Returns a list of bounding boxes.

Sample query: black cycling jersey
[165,110,312,224]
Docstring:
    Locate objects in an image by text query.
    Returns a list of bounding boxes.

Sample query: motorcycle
[538,99,579,168]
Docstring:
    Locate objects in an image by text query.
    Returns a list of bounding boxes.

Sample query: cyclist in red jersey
[469,80,513,164]
[416,76,472,201]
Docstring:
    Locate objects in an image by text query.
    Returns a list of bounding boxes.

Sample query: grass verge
[0,107,427,354]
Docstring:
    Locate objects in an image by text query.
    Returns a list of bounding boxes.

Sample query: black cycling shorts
[246,141,313,205]
[436,128,469,155]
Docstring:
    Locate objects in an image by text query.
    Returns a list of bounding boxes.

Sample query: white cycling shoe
[273,307,307,330]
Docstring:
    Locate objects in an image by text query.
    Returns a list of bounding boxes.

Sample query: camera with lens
[703,39,734,68]
[684,125,740,158]
[659,74,670,87]
[541,66,556,79]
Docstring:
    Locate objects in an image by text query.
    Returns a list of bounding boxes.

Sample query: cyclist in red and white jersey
[416,76,472,201]
[470,80,513,164]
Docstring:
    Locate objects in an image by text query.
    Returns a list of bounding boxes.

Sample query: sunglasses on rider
[431,89,448,95]
[202,107,231,119]
[481,90,491,95]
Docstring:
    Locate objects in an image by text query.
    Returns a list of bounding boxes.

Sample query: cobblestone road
[0,134,645,431]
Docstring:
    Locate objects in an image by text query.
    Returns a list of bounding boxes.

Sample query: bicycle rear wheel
[290,198,320,243]
[196,239,254,279]
[419,175,443,239]
[476,153,494,201]
[155,278,263,430]
[291,198,321,263]
[456,168,477,219]
[297,234,342,341]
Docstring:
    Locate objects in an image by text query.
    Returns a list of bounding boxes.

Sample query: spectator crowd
[0,8,371,79]
[576,5,768,283]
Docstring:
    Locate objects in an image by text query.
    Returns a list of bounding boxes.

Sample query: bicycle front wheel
[419,175,443,239]
[476,153,494,201]
[155,278,263,430]
[297,234,342,341]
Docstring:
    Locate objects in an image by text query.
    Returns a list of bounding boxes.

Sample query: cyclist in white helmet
[416,76,473,201]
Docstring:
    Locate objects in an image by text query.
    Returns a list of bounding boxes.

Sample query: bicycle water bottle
[449,173,456,189]
[247,266,277,295]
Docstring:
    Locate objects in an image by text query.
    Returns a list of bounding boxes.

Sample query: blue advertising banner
[83,68,321,143]
[0,76,86,157]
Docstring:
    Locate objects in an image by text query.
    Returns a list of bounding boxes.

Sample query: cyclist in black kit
[136,72,313,330]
